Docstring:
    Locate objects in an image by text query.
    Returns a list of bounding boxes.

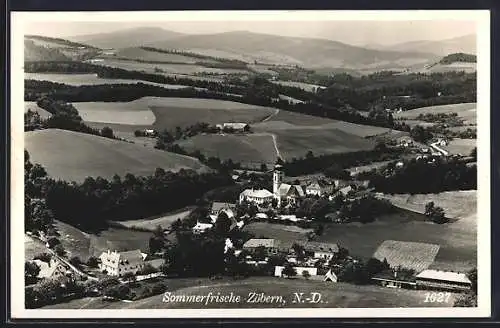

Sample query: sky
[23,17,477,47]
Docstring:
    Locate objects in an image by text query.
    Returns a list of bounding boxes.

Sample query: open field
[444,138,476,155]
[177,134,278,165]
[93,58,250,76]
[272,128,375,160]
[25,72,199,89]
[25,235,50,261]
[114,47,212,64]
[372,240,440,272]
[41,277,458,309]
[251,204,475,273]
[255,110,392,137]
[25,129,209,182]
[271,80,327,92]
[112,208,193,230]
[244,222,312,242]
[54,220,152,262]
[394,103,477,125]
[24,101,52,119]
[78,97,276,130]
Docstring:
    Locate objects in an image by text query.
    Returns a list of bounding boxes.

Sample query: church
[272,164,304,207]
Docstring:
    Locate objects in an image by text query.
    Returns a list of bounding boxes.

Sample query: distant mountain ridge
[380,34,476,56]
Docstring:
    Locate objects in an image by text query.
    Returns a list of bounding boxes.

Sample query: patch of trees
[337,257,391,285]
[453,268,478,307]
[439,53,476,65]
[359,157,477,194]
[415,112,463,126]
[283,147,405,176]
[25,276,86,308]
[30,97,117,139]
[410,125,434,143]
[424,202,448,224]
[24,151,234,231]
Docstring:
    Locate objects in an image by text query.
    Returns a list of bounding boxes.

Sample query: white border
[10,10,491,319]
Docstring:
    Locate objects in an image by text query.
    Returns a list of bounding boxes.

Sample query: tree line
[358,157,477,194]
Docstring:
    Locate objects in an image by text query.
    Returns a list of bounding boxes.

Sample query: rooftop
[243,238,279,249]
[416,270,472,284]
[241,189,274,198]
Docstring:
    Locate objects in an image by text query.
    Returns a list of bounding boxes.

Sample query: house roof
[294,241,339,253]
[223,123,249,129]
[416,270,472,284]
[211,202,236,213]
[243,238,279,248]
[241,189,274,199]
[278,183,304,197]
[193,222,213,230]
[338,185,353,195]
[145,258,164,269]
[306,182,322,191]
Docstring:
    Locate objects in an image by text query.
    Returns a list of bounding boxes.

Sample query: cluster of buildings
[98,250,164,278]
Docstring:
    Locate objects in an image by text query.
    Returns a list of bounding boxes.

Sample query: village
[25,160,474,308]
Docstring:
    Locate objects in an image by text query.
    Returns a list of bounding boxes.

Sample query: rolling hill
[24,129,209,182]
[146,30,437,69]
[24,39,71,61]
[69,27,185,49]
[24,36,101,62]
[383,34,476,56]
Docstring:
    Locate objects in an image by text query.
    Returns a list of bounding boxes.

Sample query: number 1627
[424,292,451,303]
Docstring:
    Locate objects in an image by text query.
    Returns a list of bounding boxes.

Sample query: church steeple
[273,163,284,197]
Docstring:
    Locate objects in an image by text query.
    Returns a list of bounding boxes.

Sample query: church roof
[278,183,304,197]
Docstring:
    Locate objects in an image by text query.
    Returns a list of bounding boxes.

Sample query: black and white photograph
[10,10,491,318]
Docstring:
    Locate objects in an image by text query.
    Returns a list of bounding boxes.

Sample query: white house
[192,222,213,234]
[415,269,472,292]
[243,238,280,255]
[216,123,250,132]
[99,249,145,277]
[239,189,274,205]
[31,259,69,280]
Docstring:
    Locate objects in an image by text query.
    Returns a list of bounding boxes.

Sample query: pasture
[394,103,477,125]
[25,235,50,261]
[42,277,457,309]
[243,222,311,242]
[25,72,198,89]
[24,101,52,119]
[78,97,276,131]
[54,220,152,261]
[114,47,209,64]
[271,128,375,160]
[271,80,327,92]
[177,134,278,165]
[94,58,250,76]
[372,240,440,272]
[113,208,193,231]
[444,138,476,155]
[24,129,209,183]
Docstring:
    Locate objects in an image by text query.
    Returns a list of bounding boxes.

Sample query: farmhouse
[211,202,236,219]
[372,271,417,289]
[243,238,280,256]
[305,181,334,196]
[239,188,274,205]
[99,249,145,277]
[31,259,69,280]
[305,242,339,260]
[216,123,250,132]
[415,270,472,292]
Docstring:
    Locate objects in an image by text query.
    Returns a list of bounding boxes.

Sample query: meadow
[25,72,199,89]
[24,101,52,119]
[112,208,193,231]
[54,220,152,262]
[77,97,277,132]
[93,58,250,76]
[372,240,441,273]
[271,80,327,92]
[443,138,477,155]
[41,277,458,309]
[25,129,209,183]
[394,103,477,125]
[177,134,278,165]
[113,47,211,64]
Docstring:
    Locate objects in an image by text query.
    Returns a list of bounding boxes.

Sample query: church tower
[273,163,284,197]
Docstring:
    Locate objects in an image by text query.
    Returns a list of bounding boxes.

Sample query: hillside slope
[25,129,209,182]
[69,27,185,49]
[24,39,71,61]
[384,34,476,56]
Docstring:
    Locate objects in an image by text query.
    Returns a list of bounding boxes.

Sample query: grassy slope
[394,103,477,125]
[41,277,458,309]
[177,134,278,165]
[25,129,209,183]
[24,101,52,119]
